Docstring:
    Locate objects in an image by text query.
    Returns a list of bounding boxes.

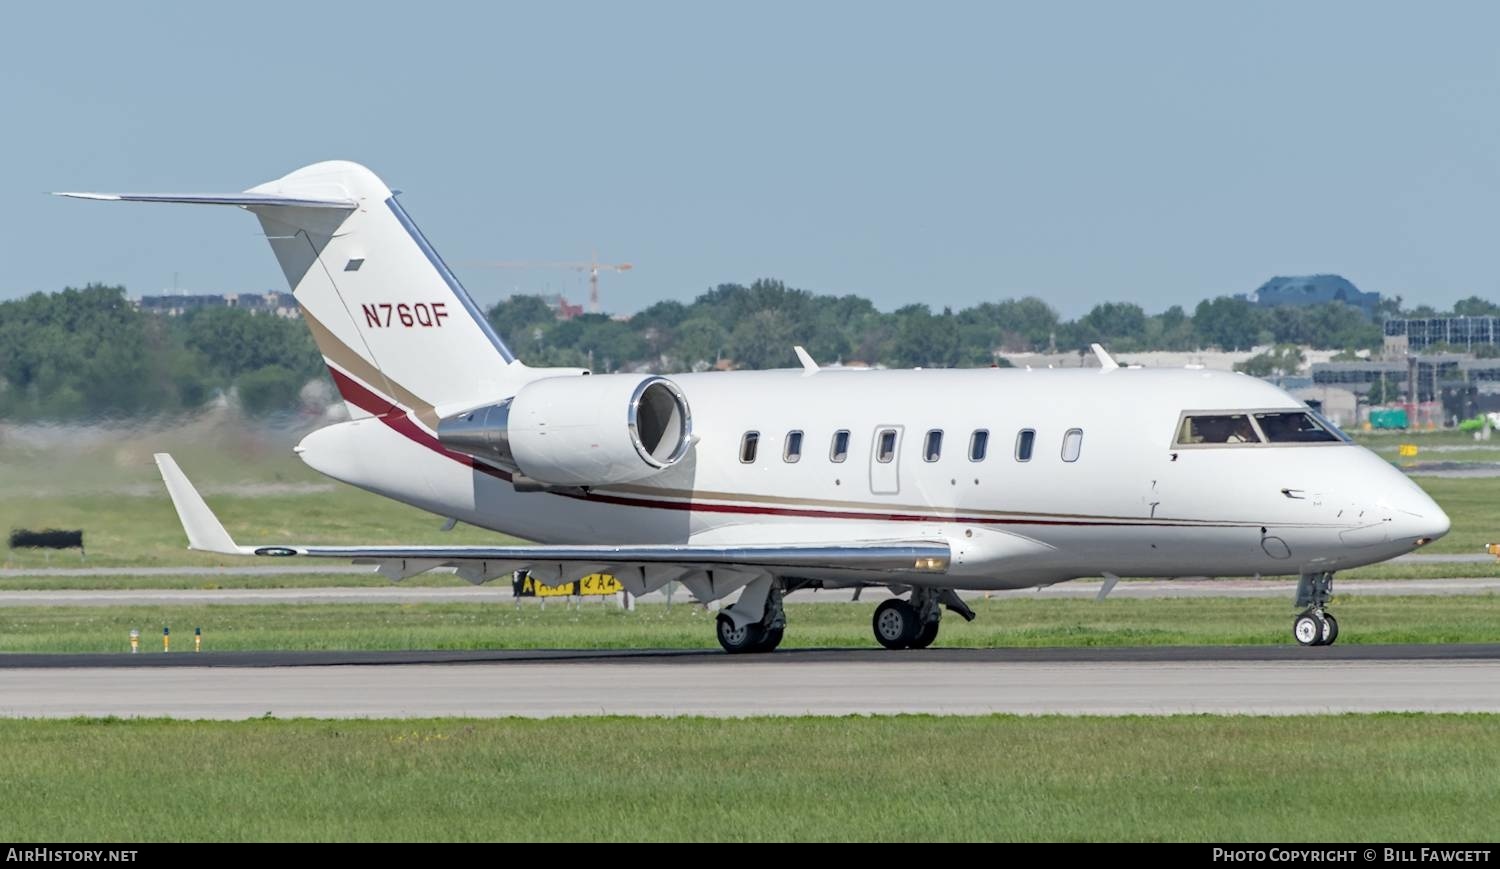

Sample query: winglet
[153,454,244,555]
[1090,343,1120,370]
[793,345,819,374]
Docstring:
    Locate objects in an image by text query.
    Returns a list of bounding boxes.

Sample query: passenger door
[869,425,903,495]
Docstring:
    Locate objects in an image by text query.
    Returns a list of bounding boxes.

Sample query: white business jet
[60,161,1449,652]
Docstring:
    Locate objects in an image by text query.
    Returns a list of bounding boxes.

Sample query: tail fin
[60,161,525,425]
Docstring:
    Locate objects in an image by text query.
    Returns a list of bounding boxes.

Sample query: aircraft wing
[155,454,950,585]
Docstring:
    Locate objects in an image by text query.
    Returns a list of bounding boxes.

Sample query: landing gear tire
[1321,613,1339,646]
[717,613,769,654]
[1294,572,1338,646]
[1294,611,1328,647]
[755,627,785,653]
[909,619,940,650]
[873,599,920,649]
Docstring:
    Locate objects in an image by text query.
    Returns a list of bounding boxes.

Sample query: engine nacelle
[436,374,693,487]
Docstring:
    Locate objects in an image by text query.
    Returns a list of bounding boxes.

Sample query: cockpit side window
[1175,414,1262,446]
[1254,411,1344,443]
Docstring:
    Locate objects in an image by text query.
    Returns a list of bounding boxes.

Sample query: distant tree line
[487,279,1495,373]
[0,284,321,420]
[2,281,1496,420]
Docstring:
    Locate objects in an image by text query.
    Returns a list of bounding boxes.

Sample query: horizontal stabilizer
[53,191,356,209]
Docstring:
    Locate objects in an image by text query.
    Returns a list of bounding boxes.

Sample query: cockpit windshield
[1177,414,1261,445]
[1174,409,1349,448]
[1253,411,1345,443]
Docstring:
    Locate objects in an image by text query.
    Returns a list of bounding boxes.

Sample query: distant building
[1241,275,1379,317]
[1312,353,1500,426]
[136,291,299,318]
[538,294,584,320]
[1287,385,1358,428]
[230,291,299,317]
[1000,347,1348,373]
[137,294,226,315]
[1383,316,1500,354]
[1313,354,1500,400]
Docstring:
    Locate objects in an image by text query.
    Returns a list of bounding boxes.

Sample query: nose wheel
[1293,611,1323,646]
[1293,609,1339,647]
[1292,572,1339,646]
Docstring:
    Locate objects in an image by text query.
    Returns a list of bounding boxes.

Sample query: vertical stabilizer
[244,161,523,424]
[60,162,530,424]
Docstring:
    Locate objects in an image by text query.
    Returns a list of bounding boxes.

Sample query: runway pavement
[4,576,1499,607]
[1,645,1497,718]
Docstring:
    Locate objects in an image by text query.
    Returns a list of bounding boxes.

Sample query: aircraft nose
[1419,502,1451,543]
[1386,484,1450,546]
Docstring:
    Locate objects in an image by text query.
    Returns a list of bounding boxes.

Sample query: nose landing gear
[1293,572,1339,647]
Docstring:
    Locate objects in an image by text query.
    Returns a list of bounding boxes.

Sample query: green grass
[1339,562,1500,580]
[1358,432,1500,462]
[0,715,1495,841]
[0,418,320,495]
[0,572,463,590]
[1353,428,1498,448]
[1398,450,1500,464]
[1408,476,1497,555]
[4,596,1499,653]
[0,489,523,569]
[0,422,523,569]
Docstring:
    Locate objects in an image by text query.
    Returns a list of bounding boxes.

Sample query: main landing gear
[713,581,978,653]
[872,588,975,650]
[716,613,784,654]
[1293,571,1339,647]
[715,581,785,654]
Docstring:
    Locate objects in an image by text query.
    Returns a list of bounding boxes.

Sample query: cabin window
[1015,429,1035,462]
[740,431,759,463]
[1253,411,1343,444]
[1061,428,1083,462]
[783,430,804,463]
[923,430,943,462]
[830,430,850,463]
[1176,414,1262,446]
[876,429,897,463]
[969,429,989,462]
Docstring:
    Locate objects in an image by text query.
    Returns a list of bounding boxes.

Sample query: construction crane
[464,254,632,314]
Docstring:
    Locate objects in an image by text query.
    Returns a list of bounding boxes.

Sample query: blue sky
[4,1,1498,317]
